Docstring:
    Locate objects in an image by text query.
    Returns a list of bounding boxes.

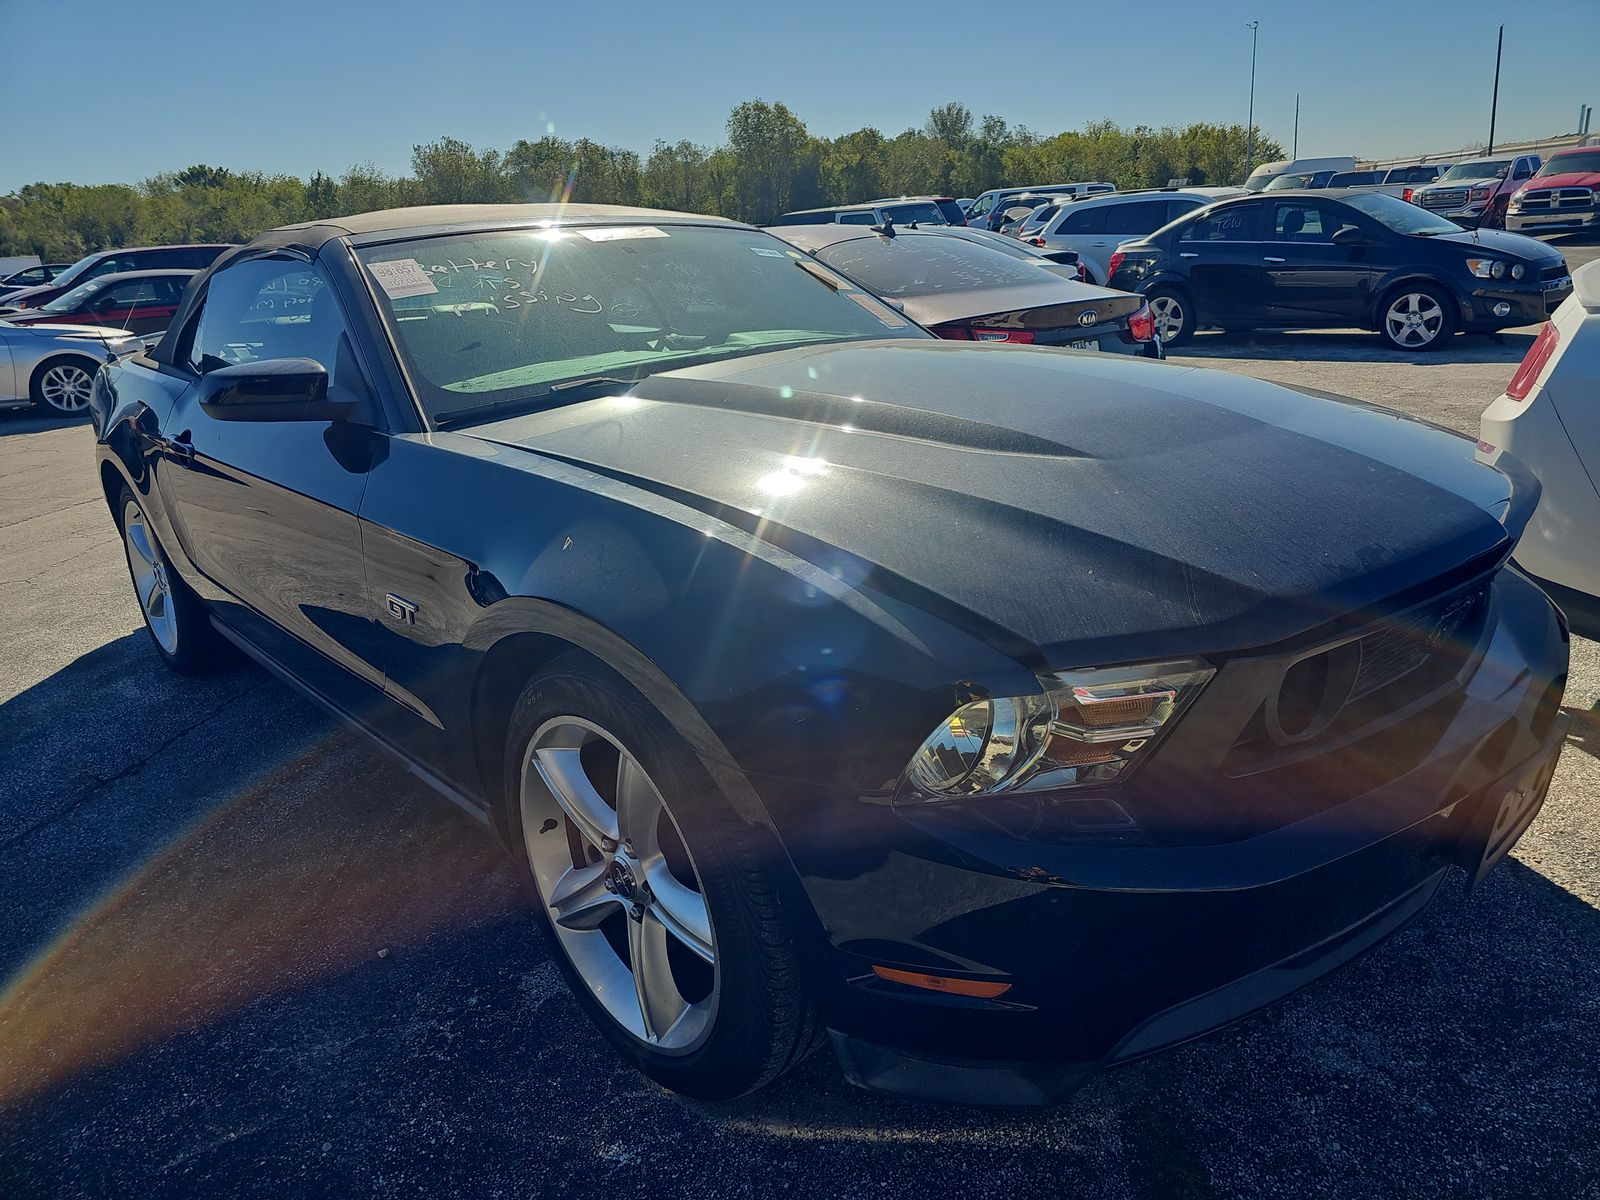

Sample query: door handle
[165,433,195,466]
[1179,252,1200,258]
[1262,256,1287,263]
[1090,241,1109,247]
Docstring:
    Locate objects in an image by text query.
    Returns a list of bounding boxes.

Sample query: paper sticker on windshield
[369,258,438,299]
[749,246,786,258]
[577,226,669,242]
[845,292,909,328]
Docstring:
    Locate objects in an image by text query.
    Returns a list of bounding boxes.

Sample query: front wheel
[1380,285,1456,351]
[118,487,233,674]
[31,355,98,417]
[505,653,820,1099]
[1146,288,1195,348]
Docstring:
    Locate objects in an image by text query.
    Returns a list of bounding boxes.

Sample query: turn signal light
[1107,250,1127,280]
[1507,323,1560,401]
[871,965,1012,999]
[1127,302,1156,342]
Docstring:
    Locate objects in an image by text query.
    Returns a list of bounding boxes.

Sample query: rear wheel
[1380,285,1455,351]
[1147,287,1194,348]
[505,653,819,1099]
[30,355,97,417]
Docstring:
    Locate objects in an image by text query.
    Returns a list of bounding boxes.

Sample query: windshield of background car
[813,234,1050,298]
[1341,192,1461,235]
[1264,172,1318,191]
[357,223,917,420]
[1441,160,1510,181]
[933,198,966,224]
[881,202,945,224]
[38,279,104,312]
[1535,150,1600,177]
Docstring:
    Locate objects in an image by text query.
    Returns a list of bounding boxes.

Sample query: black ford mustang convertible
[92,205,1569,1105]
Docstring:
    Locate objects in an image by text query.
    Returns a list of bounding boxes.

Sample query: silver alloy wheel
[521,716,718,1053]
[38,361,95,414]
[122,499,179,654]
[1384,291,1445,348]
[1149,294,1186,341]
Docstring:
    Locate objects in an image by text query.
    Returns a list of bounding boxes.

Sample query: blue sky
[5,0,1596,190]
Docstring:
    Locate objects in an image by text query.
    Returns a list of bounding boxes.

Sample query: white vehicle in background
[1478,259,1600,637]
[1022,188,1247,284]
[1243,155,1357,192]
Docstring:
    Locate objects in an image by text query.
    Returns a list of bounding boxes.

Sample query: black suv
[1107,191,1572,351]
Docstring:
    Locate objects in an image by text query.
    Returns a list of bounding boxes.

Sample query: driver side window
[186,259,350,377]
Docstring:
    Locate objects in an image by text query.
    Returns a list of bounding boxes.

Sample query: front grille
[1518,187,1595,211]
[1542,262,1571,282]
[1349,586,1488,701]
[1420,187,1468,209]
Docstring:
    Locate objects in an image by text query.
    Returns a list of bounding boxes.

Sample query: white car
[1478,259,1600,637]
[1023,188,1247,285]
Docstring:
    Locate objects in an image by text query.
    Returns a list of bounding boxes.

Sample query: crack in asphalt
[0,680,271,856]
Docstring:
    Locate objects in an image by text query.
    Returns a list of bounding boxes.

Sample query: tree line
[0,101,1281,261]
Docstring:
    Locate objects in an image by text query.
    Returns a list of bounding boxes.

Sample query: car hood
[1421,177,1500,191]
[1520,171,1600,190]
[1432,227,1565,263]
[467,341,1521,665]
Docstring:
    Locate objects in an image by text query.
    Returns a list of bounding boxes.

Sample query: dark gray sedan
[770,223,1159,354]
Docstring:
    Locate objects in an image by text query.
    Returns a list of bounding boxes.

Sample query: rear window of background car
[815,234,1048,297]
[1101,200,1170,234]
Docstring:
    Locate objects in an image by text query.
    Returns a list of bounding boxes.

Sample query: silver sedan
[0,320,144,417]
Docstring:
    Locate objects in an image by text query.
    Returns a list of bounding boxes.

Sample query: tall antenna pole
[1245,21,1260,176]
[1488,24,1503,153]
[1293,94,1300,158]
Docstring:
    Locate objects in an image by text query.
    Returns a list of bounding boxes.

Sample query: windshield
[1263,173,1319,191]
[1341,192,1462,235]
[359,223,918,425]
[813,233,1052,298]
[1536,149,1600,177]
[1441,159,1511,182]
[39,278,104,312]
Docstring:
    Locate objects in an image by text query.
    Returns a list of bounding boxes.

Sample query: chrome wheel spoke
[644,865,714,963]
[629,910,688,1042]
[127,522,159,569]
[549,861,623,931]
[533,747,619,851]
[615,753,660,854]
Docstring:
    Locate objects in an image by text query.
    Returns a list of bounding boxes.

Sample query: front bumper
[1463,278,1573,329]
[768,569,1569,1104]
[1506,207,1600,234]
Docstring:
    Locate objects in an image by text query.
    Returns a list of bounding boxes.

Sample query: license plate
[1460,740,1563,889]
[1068,339,1098,352]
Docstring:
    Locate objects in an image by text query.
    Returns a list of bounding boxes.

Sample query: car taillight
[1506,323,1560,401]
[1127,302,1155,342]
[971,328,1036,343]
[1028,236,1046,246]
[935,325,972,340]
[1077,263,1089,283]
[1107,251,1126,280]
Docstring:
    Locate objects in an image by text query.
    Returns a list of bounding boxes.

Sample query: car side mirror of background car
[198,357,354,423]
[1332,226,1372,247]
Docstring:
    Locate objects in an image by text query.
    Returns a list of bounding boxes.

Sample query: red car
[4,269,194,336]
[1506,146,1600,235]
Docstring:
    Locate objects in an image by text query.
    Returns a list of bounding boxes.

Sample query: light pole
[1487,24,1504,153]
[1245,21,1260,177]
[1293,93,1299,158]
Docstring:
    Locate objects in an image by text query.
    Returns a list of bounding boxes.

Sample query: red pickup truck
[1506,146,1600,235]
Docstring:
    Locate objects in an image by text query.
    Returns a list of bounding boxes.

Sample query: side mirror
[1331,226,1371,247]
[198,357,350,423]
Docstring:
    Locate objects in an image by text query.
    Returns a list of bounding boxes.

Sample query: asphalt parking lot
[2,235,1598,1199]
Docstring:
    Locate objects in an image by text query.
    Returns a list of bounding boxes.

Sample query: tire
[1379,283,1456,351]
[30,355,98,418]
[116,486,233,674]
[1146,286,1195,348]
[504,652,820,1099]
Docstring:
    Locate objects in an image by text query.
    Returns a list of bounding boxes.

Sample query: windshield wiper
[432,375,641,428]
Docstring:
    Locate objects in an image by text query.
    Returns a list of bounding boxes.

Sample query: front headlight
[1466,258,1508,279]
[1469,185,1493,201]
[902,659,1214,800]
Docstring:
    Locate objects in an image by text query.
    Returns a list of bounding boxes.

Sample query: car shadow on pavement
[1180,328,1537,367]
[1,651,1598,1196]
[0,406,87,435]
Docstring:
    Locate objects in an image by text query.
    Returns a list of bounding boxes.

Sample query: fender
[1367,269,1464,329]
